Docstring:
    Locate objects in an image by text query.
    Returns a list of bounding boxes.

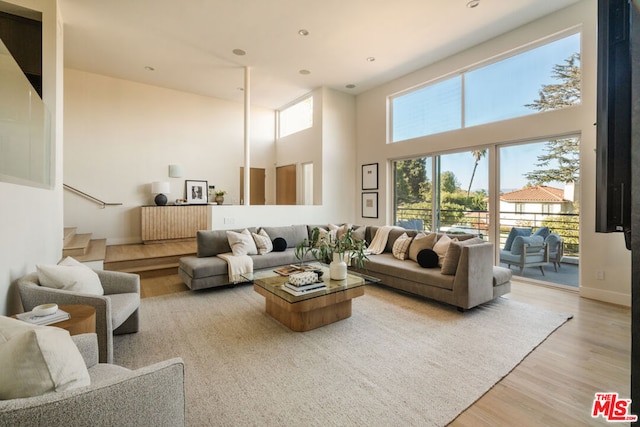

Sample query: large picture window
[390,32,581,143]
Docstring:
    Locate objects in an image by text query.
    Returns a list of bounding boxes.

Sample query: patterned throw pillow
[392,232,413,260]
[252,229,273,255]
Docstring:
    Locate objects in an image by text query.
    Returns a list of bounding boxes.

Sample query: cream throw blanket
[217,253,253,283]
[366,226,396,255]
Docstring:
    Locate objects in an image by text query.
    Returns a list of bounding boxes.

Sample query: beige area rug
[114,284,571,426]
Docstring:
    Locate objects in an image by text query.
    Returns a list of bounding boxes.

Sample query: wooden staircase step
[104,241,196,277]
[63,227,77,247]
[104,255,186,272]
[63,233,93,257]
[73,239,107,263]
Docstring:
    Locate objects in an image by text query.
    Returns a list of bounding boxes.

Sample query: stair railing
[63,184,123,209]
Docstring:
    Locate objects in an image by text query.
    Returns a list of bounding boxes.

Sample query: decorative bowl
[33,303,58,317]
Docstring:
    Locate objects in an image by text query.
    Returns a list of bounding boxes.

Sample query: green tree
[524,137,580,185]
[524,53,581,184]
[467,149,487,199]
[525,53,581,111]
[395,159,429,204]
[440,171,460,193]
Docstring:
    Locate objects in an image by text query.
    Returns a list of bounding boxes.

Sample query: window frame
[388,28,582,144]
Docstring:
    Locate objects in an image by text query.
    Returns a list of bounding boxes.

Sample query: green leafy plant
[295,227,369,269]
[215,190,226,197]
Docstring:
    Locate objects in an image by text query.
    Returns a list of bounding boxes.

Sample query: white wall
[211,87,358,229]
[64,69,276,244]
[0,0,63,315]
[275,89,323,204]
[355,0,632,305]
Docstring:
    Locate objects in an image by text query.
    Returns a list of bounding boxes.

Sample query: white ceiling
[59,0,580,110]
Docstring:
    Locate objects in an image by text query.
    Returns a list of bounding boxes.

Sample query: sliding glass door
[393,136,580,288]
[498,137,580,287]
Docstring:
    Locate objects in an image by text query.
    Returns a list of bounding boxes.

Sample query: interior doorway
[240,167,266,205]
[276,164,296,205]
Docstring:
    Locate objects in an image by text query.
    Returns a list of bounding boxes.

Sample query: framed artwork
[185,180,208,204]
[362,192,378,218]
[362,163,378,190]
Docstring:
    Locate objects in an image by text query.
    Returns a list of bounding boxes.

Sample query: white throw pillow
[392,232,413,260]
[433,234,457,266]
[36,257,104,295]
[226,229,258,256]
[252,229,273,255]
[0,316,90,399]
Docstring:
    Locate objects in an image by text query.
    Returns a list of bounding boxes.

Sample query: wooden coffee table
[246,264,379,332]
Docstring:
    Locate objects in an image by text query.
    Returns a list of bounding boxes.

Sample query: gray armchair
[0,333,185,427]
[17,269,140,364]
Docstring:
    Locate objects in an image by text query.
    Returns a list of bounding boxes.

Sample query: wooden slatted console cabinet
[141,205,209,243]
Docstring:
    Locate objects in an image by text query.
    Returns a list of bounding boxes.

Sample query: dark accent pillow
[417,249,439,268]
[272,237,287,252]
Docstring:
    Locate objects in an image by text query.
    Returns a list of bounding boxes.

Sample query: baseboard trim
[579,286,631,307]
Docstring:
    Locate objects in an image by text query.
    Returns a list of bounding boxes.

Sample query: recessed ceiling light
[299,69,311,75]
[366,57,376,62]
[144,66,155,71]
[298,29,309,36]
[345,84,356,89]
[232,49,246,56]
[466,0,480,8]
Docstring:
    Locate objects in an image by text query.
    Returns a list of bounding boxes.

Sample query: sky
[393,32,580,193]
[439,142,569,194]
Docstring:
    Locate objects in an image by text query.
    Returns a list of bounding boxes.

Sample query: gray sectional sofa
[178,224,512,310]
[351,226,511,310]
[179,225,316,290]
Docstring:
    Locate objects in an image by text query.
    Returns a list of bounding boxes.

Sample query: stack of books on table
[281,271,327,296]
[16,309,70,326]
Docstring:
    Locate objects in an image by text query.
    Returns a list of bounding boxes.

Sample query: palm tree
[467,149,487,199]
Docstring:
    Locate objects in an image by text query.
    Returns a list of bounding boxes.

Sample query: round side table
[54,305,96,335]
[13,304,96,336]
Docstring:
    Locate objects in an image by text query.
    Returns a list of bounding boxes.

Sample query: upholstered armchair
[0,333,185,427]
[17,269,140,364]
[499,227,549,275]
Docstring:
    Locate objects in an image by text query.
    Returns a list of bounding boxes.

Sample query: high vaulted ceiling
[59,0,581,110]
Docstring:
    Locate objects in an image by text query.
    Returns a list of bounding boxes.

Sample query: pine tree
[524,53,581,185]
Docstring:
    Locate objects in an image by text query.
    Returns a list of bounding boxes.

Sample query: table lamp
[151,181,170,206]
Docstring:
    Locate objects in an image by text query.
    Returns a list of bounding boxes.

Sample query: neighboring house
[499,185,575,227]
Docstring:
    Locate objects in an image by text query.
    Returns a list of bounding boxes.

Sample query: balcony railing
[395,207,580,257]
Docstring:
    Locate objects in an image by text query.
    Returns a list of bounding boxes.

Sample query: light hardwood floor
[139,274,630,426]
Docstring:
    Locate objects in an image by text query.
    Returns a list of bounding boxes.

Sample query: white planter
[330,252,348,281]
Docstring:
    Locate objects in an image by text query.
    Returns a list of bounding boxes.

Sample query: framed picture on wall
[362,163,378,190]
[362,192,378,218]
[186,180,208,204]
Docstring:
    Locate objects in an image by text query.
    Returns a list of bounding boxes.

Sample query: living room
[0,0,634,424]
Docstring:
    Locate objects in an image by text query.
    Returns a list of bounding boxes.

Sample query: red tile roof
[500,186,567,202]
